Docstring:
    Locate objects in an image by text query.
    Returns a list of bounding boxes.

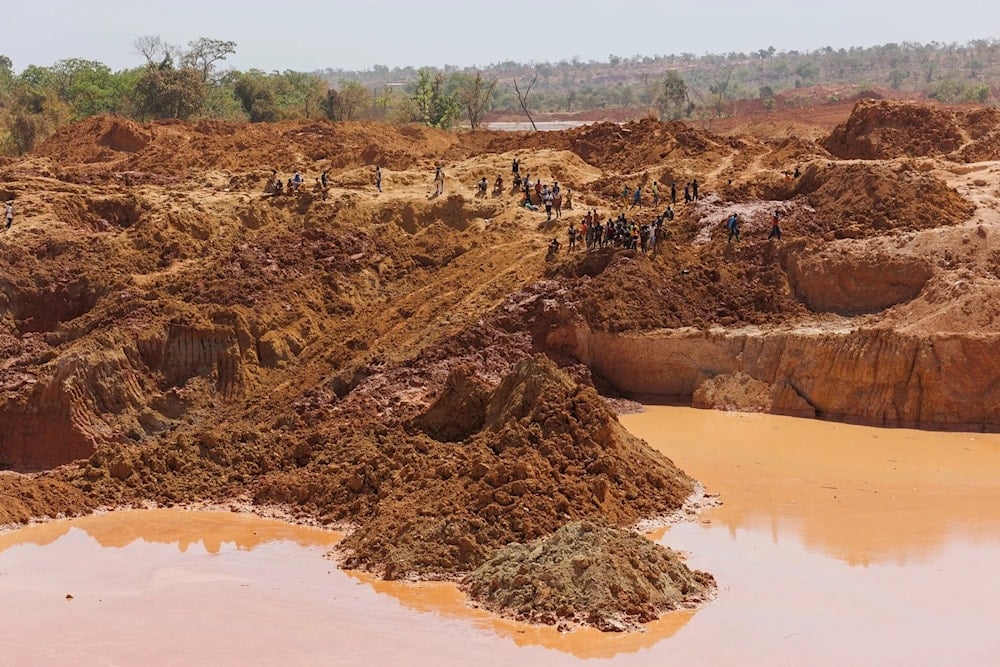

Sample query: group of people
[266,170,306,195]
[267,160,786,247]
[476,175,506,197]
[620,179,694,209]
[266,169,325,196]
[683,179,700,203]
[514,166,565,221]
[563,208,673,255]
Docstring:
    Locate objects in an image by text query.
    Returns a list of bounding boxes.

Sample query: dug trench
[2,99,1000,630]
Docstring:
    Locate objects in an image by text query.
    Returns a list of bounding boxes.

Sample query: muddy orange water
[2,408,1000,666]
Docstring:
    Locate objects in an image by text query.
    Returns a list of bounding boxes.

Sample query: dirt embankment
[2,99,1000,627]
[822,98,1000,162]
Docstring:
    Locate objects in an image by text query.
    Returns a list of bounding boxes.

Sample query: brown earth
[462,520,715,632]
[1,97,999,627]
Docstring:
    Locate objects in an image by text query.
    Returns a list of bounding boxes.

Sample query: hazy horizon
[5,1,999,74]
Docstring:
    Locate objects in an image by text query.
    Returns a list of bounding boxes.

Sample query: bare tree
[709,64,735,118]
[183,38,237,82]
[132,34,179,66]
[512,74,538,131]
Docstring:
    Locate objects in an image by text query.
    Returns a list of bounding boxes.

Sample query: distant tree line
[0,37,997,155]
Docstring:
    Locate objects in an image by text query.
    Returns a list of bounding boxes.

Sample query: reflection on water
[2,408,1000,665]
[352,570,695,660]
[0,509,343,554]
[620,407,1000,566]
[486,121,594,132]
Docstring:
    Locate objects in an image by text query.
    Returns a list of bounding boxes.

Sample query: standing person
[727,213,740,243]
[651,181,660,206]
[543,187,554,221]
[375,166,382,192]
[320,170,329,189]
[630,185,642,209]
[684,183,691,203]
[4,201,11,229]
[523,173,531,203]
[622,185,631,207]
[568,222,577,251]
[512,158,519,176]
[670,181,677,204]
[692,178,700,201]
[433,166,444,196]
[768,212,782,240]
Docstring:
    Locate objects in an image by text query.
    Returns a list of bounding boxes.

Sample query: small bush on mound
[462,520,715,632]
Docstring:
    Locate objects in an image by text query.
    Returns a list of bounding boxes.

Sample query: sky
[5,0,1000,74]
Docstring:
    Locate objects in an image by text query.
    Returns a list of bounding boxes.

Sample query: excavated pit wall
[564,325,1000,430]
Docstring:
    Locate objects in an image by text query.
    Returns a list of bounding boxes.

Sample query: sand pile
[34,116,469,176]
[0,474,95,526]
[558,118,729,175]
[462,520,715,631]
[823,99,1000,163]
[822,99,964,159]
[334,356,694,578]
[790,161,974,237]
[551,244,805,332]
[952,106,1000,162]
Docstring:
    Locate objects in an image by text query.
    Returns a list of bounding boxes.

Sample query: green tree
[2,81,71,154]
[45,58,139,118]
[273,71,328,118]
[413,68,459,129]
[888,68,909,90]
[134,57,206,120]
[652,70,689,120]
[928,78,965,102]
[233,70,280,122]
[450,71,497,129]
[795,61,819,82]
[331,81,371,120]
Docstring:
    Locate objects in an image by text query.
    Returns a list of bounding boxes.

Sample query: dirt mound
[0,474,95,526]
[823,99,1000,163]
[35,116,470,177]
[561,118,730,175]
[462,520,714,632]
[552,244,805,333]
[334,356,694,578]
[96,119,152,152]
[790,161,974,237]
[951,107,1000,162]
[822,99,968,160]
